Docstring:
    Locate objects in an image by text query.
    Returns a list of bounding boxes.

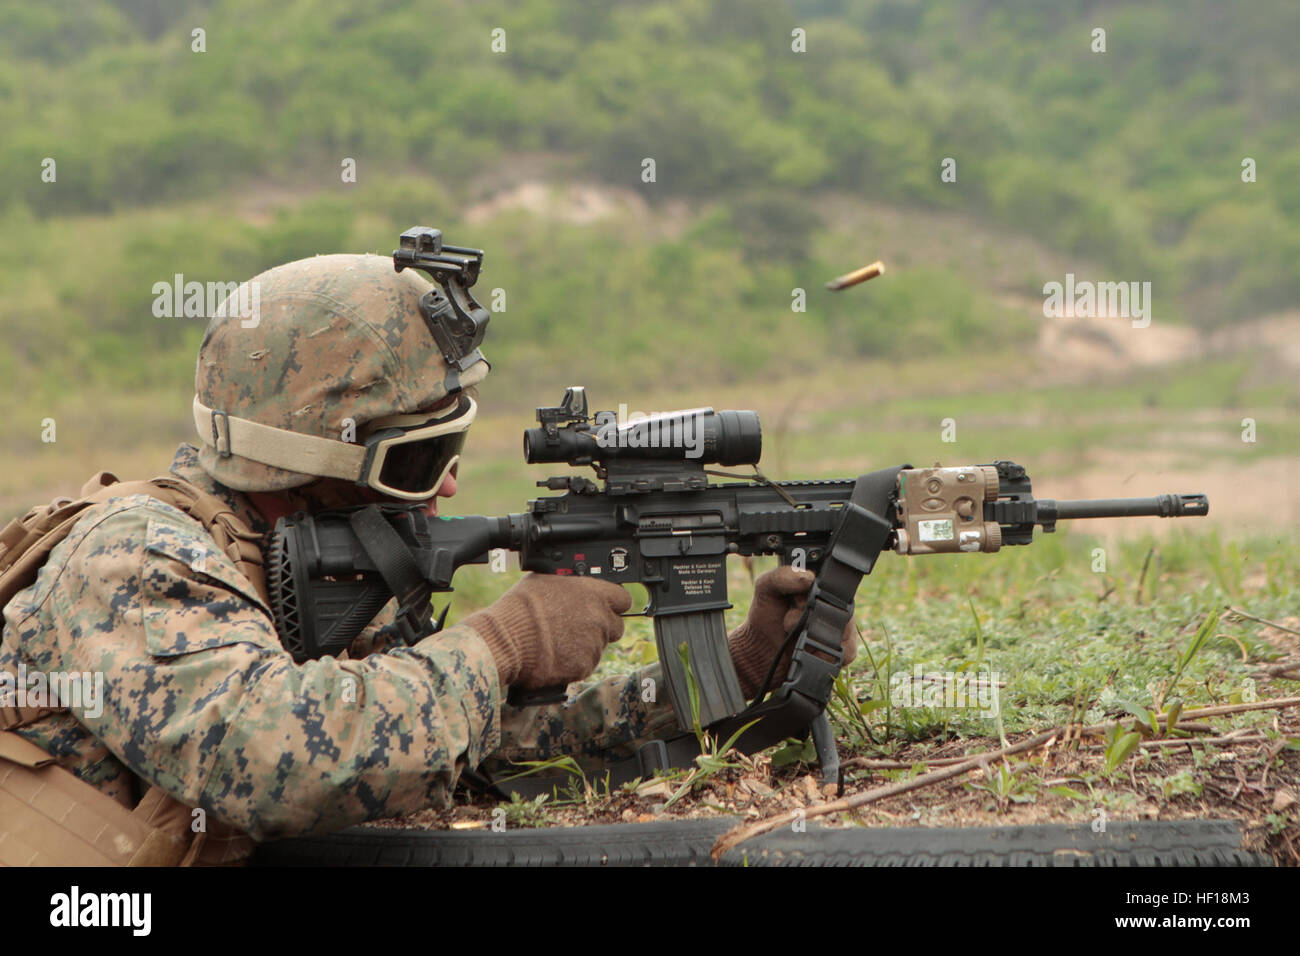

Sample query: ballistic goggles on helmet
[193,394,476,501]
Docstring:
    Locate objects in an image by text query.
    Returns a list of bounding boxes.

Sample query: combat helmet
[192,236,490,499]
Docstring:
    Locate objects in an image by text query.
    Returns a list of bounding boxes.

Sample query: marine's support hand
[728,567,858,699]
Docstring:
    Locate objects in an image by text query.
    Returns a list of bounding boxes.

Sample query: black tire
[720,819,1270,867]
[253,818,1270,867]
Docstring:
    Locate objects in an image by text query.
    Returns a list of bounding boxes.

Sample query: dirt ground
[379,666,1300,866]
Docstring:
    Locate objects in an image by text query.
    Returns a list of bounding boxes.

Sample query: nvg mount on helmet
[392,226,491,394]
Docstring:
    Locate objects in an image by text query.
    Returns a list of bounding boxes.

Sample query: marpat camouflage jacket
[0,444,675,840]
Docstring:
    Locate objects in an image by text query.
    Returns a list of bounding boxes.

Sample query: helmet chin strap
[285,481,378,512]
[248,481,422,530]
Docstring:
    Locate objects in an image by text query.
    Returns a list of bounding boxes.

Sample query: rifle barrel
[1046,493,1209,520]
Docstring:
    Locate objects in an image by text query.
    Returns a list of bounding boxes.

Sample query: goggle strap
[193,396,367,482]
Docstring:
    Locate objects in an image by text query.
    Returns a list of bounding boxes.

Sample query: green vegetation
[5,0,1295,662]
[3,0,1298,421]
[448,514,1297,826]
[534,529,1296,747]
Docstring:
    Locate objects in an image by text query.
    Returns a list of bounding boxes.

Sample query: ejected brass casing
[825,260,885,291]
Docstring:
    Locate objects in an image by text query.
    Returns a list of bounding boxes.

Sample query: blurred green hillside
[3,0,1298,507]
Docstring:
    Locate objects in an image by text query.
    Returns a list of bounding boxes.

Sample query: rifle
[265,387,1209,790]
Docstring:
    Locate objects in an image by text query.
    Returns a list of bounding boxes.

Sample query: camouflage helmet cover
[195,253,489,492]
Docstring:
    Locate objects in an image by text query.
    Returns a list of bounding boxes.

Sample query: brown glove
[728,566,858,698]
[462,573,632,689]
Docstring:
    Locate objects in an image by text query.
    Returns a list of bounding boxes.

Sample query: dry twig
[714,696,1300,858]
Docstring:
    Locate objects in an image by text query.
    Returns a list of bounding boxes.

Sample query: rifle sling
[348,506,433,645]
[717,465,901,753]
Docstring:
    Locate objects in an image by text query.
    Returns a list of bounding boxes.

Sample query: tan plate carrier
[0,472,266,866]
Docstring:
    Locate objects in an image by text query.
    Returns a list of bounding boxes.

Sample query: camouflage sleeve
[5,495,501,841]
[345,600,680,776]
[481,663,680,776]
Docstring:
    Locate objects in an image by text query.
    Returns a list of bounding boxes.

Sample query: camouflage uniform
[1,253,678,843]
[0,443,675,841]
